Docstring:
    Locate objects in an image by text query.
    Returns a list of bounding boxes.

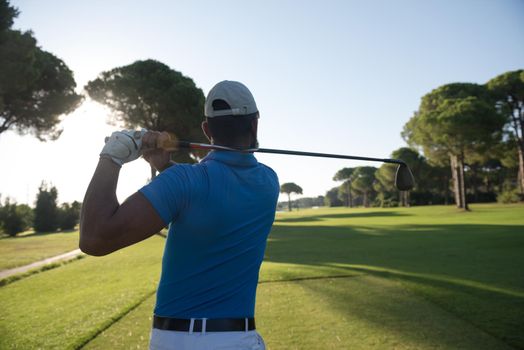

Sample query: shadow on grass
[275,211,411,223]
[297,275,517,349]
[265,223,524,349]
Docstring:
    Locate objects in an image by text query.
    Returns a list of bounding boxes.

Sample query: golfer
[80,81,279,349]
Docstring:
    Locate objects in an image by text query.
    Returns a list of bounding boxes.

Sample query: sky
[1,0,523,205]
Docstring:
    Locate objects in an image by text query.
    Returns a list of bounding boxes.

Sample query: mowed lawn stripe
[82,275,513,350]
[83,292,157,349]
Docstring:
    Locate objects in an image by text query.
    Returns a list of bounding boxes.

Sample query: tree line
[281,72,523,211]
[2,1,523,214]
[0,183,81,236]
[323,73,523,210]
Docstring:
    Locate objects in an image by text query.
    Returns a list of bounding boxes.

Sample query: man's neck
[212,139,258,150]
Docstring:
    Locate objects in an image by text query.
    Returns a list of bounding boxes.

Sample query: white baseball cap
[205,80,258,118]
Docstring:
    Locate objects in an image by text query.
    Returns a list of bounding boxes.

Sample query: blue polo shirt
[139,151,279,318]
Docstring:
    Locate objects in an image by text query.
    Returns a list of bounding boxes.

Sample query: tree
[324,187,344,207]
[0,0,18,34]
[280,182,303,211]
[0,197,32,236]
[402,83,505,210]
[333,167,355,207]
[293,196,324,209]
[374,148,450,206]
[391,147,428,206]
[0,1,82,140]
[351,167,377,207]
[58,201,81,231]
[487,70,524,195]
[85,59,207,178]
[374,163,396,207]
[491,138,522,198]
[423,163,452,205]
[33,182,59,232]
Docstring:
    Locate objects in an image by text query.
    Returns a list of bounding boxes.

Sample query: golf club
[155,134,415,191]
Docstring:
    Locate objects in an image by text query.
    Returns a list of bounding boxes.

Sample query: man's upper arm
[111,164,193,251]
[80,192,166,256]
[113,191,168,238]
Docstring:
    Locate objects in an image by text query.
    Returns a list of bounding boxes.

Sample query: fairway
[0,204,523,349]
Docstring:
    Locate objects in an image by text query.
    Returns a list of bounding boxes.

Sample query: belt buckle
[189,318,208,334]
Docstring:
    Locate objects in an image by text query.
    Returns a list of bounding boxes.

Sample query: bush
[497,186,521,204]
[0,198,33,236]
[382,197,400,208]
[33,182,59,233]
[324,187,344,207]
[58,201,81,230]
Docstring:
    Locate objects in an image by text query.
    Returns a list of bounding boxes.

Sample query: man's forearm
[79,157,121,250]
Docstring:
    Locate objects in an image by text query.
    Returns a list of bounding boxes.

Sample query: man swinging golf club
[80,81,279,349]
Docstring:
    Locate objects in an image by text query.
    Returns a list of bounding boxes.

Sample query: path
[0,249,84,280]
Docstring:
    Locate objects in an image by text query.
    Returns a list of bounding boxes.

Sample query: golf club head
[395,164,415,191]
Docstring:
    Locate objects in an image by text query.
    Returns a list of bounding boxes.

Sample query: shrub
[33,182,59,233]
[497,186,521,204]
[324,187,344,207]
[0,198,33,236]
[58,201,81,231]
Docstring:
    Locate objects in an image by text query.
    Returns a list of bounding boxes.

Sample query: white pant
[149,328,265,350]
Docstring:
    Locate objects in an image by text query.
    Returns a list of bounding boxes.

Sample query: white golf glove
[100,129,147,166]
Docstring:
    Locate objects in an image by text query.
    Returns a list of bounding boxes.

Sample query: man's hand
[100,129,147,166]
[142,131,173,172]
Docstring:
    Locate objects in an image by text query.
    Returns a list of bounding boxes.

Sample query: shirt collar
[202,150,258,167]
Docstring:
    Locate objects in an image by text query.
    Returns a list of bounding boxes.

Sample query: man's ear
[250,118,259,148]
[202,121,212,143]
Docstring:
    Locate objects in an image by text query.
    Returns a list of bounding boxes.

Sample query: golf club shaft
[174,141,406,166]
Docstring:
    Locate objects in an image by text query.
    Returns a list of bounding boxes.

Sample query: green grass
[256,276,513,350]
[265,204,524,348]
[85,276,514,350]
[0,235,164,349]
[0,255,86,287]
[0,230,80,270]
[83,293,157,349]
[0,204,523,349]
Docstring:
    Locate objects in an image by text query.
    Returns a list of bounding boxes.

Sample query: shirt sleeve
[139,165,193,225]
